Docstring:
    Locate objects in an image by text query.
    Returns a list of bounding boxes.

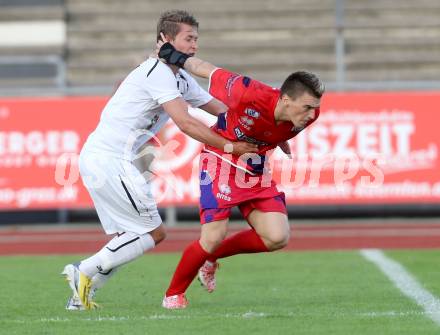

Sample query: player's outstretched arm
[158,42,217,79]
[198,99,228,117]
[183,57,217,80]
[162,97,257,155]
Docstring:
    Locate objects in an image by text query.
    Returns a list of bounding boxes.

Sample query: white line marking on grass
[360,248,440,326]
[5,309,434,324]
[38,314,190,322]
[241,311,269,318]
[36,312,268,323]
[360,310,429,318]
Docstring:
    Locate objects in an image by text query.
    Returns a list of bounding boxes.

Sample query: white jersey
[83,57,212,160]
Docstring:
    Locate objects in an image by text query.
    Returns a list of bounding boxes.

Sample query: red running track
[1,220,440,255]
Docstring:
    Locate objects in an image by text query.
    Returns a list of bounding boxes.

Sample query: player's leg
[79,225,164,278]
[197,217,271,293]
[162,217,228,309]
[63,226,164,309]
[198,211,288,294]
[88,224,166,292]
[198,196,288,292]
[63,153,164,310]
[90,267,118,298]
[65,266,119,311]
[163,153,232,306]
[246,210,290,250]
[206,195,288,261]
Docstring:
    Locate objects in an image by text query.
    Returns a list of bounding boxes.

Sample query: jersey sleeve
[180,70,213,107]
[208,68,250,109]
[144,61,181,104]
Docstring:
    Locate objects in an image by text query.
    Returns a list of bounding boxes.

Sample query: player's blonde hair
[157,10,199,42]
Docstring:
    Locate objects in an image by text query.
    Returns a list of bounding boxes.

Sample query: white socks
[79,232,155,278]
[91,267,118,292]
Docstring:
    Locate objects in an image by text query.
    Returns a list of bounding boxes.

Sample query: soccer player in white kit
[61,10,257,310]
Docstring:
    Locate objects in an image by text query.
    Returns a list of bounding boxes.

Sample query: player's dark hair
[280,71,325,100]
[157,10,199,42]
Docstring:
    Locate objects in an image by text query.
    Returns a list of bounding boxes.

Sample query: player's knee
[266,230,290,251]
[203,236,224,252]
[200,231,226,253]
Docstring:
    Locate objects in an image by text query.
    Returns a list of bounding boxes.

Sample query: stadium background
[1,1,440,334]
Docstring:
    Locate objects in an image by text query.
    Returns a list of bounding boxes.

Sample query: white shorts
[78,150,162,235]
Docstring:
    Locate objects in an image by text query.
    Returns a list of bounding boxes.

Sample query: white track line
[360,249,440,326]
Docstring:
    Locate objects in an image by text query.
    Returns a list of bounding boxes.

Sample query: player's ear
[160,32,172,43]
[281,94,291,105]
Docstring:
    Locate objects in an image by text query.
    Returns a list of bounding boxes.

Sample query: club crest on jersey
[217,183,231,201]
[245,108,260,118]
[239,116,254,130]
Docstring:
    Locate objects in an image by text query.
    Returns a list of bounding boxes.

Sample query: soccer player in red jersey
[157,40,324,309]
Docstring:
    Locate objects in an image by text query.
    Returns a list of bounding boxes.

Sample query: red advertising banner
[275,92,440,204]
[0,97,106,209]
[0,93,439,210]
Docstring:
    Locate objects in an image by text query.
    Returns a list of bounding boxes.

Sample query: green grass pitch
[1,250,439,335]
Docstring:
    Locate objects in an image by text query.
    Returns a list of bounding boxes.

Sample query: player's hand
[226,141,258,155]
[158,42,191,68]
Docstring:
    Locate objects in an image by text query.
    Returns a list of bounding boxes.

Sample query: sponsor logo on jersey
[239,116,254,130]
[245,108,260,118]
[219,183,231,195]
[217,183,232,201]
[233,127,269,146]
[234,127,244,138]
[240,116,254,126]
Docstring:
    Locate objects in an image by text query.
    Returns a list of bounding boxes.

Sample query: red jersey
[206,68,319,173]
